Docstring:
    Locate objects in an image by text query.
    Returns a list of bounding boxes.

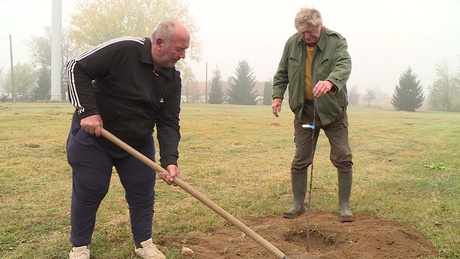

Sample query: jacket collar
[315,26,327,51]
[140,38,175,79]
[295,26,327,51]
[141,38,154,65]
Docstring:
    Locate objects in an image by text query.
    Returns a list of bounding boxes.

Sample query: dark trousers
[291,101,353,173]
[66,119,156,247]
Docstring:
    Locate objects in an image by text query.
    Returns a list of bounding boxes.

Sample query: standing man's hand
[272,100,282,117]
[159,164,180,185]
[313,80,334,98]
[80,115,103,137]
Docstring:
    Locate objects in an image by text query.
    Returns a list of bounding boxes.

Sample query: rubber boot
[338,169,354,222]
[283,171,307,219]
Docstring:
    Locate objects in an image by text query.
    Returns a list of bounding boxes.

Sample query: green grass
[0,102,459,258]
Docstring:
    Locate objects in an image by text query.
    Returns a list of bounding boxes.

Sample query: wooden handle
[100,128,289,259]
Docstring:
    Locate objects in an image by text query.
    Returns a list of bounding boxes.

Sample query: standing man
[272,7,354,222]
[66,20,190,259]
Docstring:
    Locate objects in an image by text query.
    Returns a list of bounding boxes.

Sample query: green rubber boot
[283,171,307,219]
[338,169,354,222]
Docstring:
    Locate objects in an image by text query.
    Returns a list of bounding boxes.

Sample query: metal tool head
[301,124,315,130]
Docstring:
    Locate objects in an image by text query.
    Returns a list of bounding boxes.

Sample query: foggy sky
[1,0,459,95]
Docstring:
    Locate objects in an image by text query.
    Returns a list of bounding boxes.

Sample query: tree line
[0,0,459,111]
[346,62,460,112]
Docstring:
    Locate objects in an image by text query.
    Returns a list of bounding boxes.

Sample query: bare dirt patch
[162,211,437,258]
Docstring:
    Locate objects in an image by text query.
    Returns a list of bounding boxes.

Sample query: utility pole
[205,62,208,103]
[51,0,62,101]
[9,34,15,102]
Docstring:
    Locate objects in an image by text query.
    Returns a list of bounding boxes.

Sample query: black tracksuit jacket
[66,37,181,167]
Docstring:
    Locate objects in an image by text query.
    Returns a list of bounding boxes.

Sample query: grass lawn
[0,102,458,258]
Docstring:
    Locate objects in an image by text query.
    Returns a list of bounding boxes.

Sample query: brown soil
[162,211,437,259]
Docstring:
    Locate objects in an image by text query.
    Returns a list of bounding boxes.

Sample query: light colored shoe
[69,245,90,259]
[135,238,166,259]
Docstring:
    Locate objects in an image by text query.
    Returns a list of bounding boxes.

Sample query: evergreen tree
[208,68,224,104]
[391,67,424,111]
[34,67,51,100]
[262,81,273,105]
[227,59,258,105]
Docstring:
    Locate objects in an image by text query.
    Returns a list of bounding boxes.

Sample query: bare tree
[362,88,376,108]
[428,59,459,111]
[180,65,200,103]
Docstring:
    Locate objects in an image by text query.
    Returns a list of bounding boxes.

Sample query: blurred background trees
[1,0,459,109]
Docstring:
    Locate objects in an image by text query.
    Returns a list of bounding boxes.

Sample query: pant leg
[66,120,113,247]
[291,101,320,173]
[114,137,156,245]
[322,113,353,171]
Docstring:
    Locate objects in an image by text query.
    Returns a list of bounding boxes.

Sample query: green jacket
[272,27,352,125]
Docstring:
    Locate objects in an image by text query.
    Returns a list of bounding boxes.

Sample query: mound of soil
[162,211,437,258]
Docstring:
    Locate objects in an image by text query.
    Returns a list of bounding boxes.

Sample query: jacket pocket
[288,56,301,81]
[316,58,332,80]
